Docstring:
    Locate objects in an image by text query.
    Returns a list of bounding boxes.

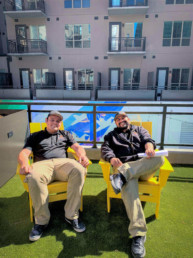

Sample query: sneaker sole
[131,235,146,258]
[131,249,146,258]
[110,175,121,194]
[29,233,42,242]
[65,218,86,233]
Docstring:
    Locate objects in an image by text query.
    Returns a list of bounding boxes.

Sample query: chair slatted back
[131,121,152,137]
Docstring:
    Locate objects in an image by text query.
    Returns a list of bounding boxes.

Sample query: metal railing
[7,39,47,54]
[78,85,93,90]
[109,37,146,52]
[1,100,193,149]
[34,84,56,89]
[0,85,13,88]
[109,0,148,7]
[4,0,45,13]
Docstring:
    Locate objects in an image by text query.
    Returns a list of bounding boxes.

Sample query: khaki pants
[25,158,86,225]
[117,156,164,237]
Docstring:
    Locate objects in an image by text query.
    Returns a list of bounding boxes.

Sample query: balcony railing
[78,85,93,90]
[0,85,13,89]
[7,39,47,55]
[4,0,45,13]
[108,37,146,53]
[109,0,148,7]
[1,100,193,149]
[34,84,56,89]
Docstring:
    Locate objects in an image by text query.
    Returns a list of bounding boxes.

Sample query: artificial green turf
[0,164,193,258]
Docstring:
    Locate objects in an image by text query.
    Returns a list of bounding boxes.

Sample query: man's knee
[154,156,165,167]
[69,165,86,182]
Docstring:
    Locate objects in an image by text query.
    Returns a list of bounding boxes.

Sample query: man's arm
[71,143,90,168]
[18,148,32,175]
[101,136,122,169]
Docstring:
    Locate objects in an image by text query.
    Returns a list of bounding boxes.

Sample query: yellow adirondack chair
[16,122,91,222]
[99,121,174,219]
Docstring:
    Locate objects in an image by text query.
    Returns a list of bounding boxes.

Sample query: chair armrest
[99,159,111,184]
[67,147,92,166]
[159,157,174,188]
[16,163,29,191]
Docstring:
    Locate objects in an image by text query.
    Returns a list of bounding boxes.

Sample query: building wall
[1,0,193,98]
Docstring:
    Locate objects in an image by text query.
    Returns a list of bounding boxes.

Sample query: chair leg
[107,190,111,213]
[80,194,83,212]
[155,202,160,219]
[155,191,161,219]
[29,195,33,222]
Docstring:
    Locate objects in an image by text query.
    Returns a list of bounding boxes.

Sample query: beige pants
[25,158,86,225]
[117,156,164,237]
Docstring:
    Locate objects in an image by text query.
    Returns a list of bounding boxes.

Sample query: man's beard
[118,121,129,131]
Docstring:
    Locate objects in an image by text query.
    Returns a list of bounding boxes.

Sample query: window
[64,0,72,8]
[109,68,120,89]
[171,68,189,89]
[124,69,140,89]
[30,25,46,49]
[78,69,93,89]
[111,0,147,7]
[65,24,90,48]
[64,0,90,8]
[124,22,143,48]
[163,21,192,46]
[166,0,193,4]
[33,69,48,85]
[30,26,46,40]
[64,69,74,89]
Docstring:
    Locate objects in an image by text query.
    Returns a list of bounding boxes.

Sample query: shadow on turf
[0,190,157,257]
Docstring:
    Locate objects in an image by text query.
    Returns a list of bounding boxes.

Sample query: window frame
[64,0,90,8]
[78,69,94,90]
[63,68,75,90]
[171,68,190,89]
[166,0,193,4]
[163,20,192,47]
[109,68,120,89]
[123,68,140,90]
[65,24,91,48]
[33,68,49,86]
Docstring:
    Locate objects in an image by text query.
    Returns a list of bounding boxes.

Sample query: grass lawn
[0,164,193,258]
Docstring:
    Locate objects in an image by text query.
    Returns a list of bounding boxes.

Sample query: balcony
[108,37,146,54]
[97,86,155,101]
[3,0,46,18]
[7,39,47,56]
[108,0,149,15]
[35,86,92,100]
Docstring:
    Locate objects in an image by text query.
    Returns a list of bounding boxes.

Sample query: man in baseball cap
[114,111,127,121]
[101,111,164,258]
[47,110,63,121]
[18,110,90,241]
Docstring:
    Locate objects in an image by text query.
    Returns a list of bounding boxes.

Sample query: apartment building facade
[0,0,193,100]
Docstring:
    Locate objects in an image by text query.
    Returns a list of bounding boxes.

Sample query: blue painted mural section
[31,101,126,142]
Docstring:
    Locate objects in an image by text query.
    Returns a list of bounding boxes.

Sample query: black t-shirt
[23,129,77,162]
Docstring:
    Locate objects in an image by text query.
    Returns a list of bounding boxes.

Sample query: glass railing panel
[165,114,193,145]
[31,111,93,143]
[96,113,163,143]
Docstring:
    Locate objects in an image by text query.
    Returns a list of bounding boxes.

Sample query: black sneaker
[110,173,126,194]
[29,224,47,242]
[65,217,86,233]
[131,235,146,258]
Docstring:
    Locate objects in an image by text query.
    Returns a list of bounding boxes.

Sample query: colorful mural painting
[30,102,125,142]
[1,100,193,146]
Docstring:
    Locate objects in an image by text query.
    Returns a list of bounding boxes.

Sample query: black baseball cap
[114,112,128,121]
[47,111,63,121]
